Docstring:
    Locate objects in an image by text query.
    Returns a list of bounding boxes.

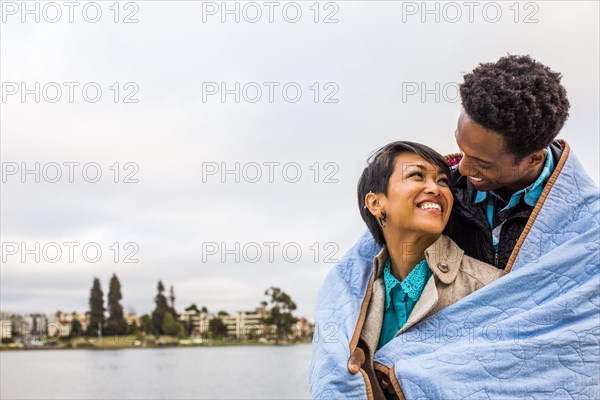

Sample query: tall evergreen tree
[152,281,169,335]
[86,277,105,337]
[105,273,128,336]
[70,312,83,340]
[168,285,178,318]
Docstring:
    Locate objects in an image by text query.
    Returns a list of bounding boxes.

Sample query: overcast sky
[1,1,598,320]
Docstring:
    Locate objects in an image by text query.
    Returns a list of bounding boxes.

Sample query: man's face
[454,111,536,194]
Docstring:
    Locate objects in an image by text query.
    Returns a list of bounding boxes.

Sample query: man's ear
[528,148,548,167]
[365,192,385,217]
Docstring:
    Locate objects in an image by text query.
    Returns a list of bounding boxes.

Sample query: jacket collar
[373,234,463,285]
[424,234,463,284]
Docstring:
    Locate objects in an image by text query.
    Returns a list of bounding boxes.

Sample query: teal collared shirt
[474,147,555,250]
[377,258,433,350]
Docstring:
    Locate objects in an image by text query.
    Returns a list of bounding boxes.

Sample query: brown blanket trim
[503,142,571,274]
[348,272,375,399]
[389,366,406,400]
[359,369,375,400]
[373,362,406,400]
[349,272,374,351]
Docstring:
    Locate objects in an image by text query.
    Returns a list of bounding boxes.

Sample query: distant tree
[140,314,155,336]
[168,285,178,318]
[162,312,185,338]
[10,314,25,339]
[183,304,199,336]
[209,317,227,339]
[86,277,105,337]
[70,314,83,340]
[185,304,199,313]
[217,310,229,317]
[201,306,208,313]
[105,273,128,336]
[262,287,297,342]
[128,320,139,336]
[152,281,169,334]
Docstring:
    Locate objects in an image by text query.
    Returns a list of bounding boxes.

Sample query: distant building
[179,307,210,337]
[0,320,12,339]
[47,311,88,338]
[292,317,314,340]
[0,311,12,320]
[22,313,49,342]
[125,314,141,329]
[220,307,269,340]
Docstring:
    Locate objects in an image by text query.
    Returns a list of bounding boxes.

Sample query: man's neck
[495,158,546,200]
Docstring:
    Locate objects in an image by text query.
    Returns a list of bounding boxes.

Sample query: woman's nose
[424,180,441,196]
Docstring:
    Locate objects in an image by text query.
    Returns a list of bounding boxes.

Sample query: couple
[310,55,599,399]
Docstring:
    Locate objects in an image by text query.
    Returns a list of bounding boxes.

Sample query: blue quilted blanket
[309,147,600,399]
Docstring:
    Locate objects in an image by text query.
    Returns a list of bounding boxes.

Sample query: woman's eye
[438,177,449,185]
[408,172,424,179]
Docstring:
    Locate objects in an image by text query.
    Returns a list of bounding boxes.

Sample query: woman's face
[378,152,453,237]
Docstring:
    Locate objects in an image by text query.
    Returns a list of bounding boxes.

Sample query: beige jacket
[355,234,502,399]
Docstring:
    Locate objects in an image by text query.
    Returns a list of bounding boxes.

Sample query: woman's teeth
[419,202,442,211]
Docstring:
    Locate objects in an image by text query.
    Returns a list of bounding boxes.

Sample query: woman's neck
[385,232,438,281]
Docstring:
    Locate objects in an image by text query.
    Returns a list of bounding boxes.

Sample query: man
[310,55,599,399]
[445,54,569,270]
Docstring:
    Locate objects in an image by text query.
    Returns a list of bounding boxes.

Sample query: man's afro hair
[460,55,570,160]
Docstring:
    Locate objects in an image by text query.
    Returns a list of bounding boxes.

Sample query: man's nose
[458,156,477,177]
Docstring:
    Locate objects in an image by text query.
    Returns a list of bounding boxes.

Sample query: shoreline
[0,338,311,351]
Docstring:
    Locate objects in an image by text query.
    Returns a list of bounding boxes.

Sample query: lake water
[0,344,312,399]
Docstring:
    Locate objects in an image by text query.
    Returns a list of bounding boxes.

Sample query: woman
[309,141,502,400]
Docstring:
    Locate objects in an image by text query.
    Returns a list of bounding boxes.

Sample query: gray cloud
[2,1,598,319]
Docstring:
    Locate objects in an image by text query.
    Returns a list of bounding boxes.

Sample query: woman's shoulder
[435,234,503,285]
[458,252,503,285]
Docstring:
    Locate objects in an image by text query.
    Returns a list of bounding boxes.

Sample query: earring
[378,210,387,228]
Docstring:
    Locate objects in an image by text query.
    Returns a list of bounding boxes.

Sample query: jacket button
[437,262,449,273]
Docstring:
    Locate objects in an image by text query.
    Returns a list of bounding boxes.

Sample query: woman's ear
[364,192,385,217]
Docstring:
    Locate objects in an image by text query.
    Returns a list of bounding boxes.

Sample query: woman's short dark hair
[460,54,570,161]
[357,141,452,247]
